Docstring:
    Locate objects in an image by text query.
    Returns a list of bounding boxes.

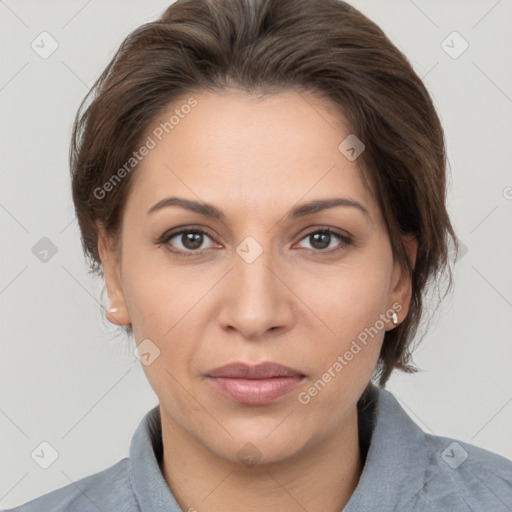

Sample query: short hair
[70,0,458,387]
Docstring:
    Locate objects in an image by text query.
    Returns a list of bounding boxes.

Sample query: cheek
[121,256,207,375]
[299,259,392,335]
[121,247,197,335]
[291,261,392,391]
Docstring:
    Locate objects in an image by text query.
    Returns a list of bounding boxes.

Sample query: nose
[217,242,294,340]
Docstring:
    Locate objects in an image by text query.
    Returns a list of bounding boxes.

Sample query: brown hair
[70,0,458,387]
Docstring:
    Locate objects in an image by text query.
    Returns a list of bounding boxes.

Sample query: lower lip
[206,376,304,405]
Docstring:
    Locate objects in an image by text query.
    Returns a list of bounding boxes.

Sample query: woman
[6,0,512,510]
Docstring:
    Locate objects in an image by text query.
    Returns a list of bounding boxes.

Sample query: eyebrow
[147,196,371,221]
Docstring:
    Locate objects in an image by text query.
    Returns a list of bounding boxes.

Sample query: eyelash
[156,226,353,259]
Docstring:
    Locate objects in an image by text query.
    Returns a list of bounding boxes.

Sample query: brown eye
[158,228,218,257]
[296,228,352,254]
[175,231,205,250]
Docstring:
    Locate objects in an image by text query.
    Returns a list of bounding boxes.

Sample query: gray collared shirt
[4,384,512,511]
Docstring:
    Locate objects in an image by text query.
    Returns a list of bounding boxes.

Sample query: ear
[97,224,131,326]
[388,235,418,328]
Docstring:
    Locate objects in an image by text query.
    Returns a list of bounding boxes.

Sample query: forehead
[125,89,379,224]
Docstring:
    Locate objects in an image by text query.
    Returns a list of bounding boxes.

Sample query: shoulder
[367,386,512,511]
[418,433,512,509]
[2,458,139,512]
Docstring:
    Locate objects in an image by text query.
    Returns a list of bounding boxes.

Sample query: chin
[203,423,310,468]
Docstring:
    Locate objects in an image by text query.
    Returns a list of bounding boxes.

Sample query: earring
[391,312,398,325]
[108,307,118,313]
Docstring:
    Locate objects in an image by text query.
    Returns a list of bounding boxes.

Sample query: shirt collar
[130,384,428,512]
[129,404,183,511]
[343,384,429,511]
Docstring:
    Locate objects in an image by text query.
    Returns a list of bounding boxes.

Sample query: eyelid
[157,225,220,249]
[297,226,352,243]
[293,226,353,253]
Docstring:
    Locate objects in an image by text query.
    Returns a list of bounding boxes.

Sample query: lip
[206,362,305,405]
[207,361,304,379]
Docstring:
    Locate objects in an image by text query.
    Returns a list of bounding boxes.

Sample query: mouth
[206,362,305,405]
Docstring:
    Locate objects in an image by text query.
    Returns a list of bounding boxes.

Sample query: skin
[98,88,417,512]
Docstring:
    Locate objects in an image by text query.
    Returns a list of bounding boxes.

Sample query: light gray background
[1,0,511,508]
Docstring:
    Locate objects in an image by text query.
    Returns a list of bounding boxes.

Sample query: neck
[159,405,363,512]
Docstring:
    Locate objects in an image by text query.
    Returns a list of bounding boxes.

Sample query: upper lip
[207,362,304,379]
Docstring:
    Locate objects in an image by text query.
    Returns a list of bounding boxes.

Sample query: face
[98,88,417,466]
